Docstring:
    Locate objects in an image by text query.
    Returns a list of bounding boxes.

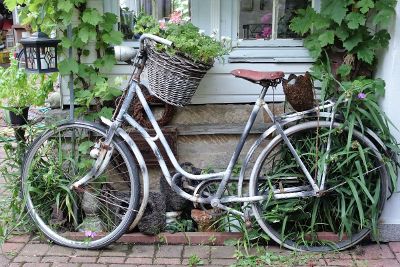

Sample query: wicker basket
[145,43,212,106]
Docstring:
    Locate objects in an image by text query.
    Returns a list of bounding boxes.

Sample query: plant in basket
[133,13,228,106]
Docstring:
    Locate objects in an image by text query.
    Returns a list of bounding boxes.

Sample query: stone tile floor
[1,237,400,266]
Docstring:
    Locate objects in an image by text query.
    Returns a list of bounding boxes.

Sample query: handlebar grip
[139,34,173,50]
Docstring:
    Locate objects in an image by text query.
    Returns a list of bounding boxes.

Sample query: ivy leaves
[290,0,397,64]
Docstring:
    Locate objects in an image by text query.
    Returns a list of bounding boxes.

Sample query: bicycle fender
[100,117,150,231]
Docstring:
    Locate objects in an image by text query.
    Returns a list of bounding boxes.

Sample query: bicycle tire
[22,121,140,249]
[249,121,388,252]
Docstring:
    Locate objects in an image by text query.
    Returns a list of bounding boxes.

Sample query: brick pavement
[1,236,400,267]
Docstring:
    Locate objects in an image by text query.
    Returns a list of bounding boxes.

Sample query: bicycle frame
[72,35,339,217]
[100,81,337,211]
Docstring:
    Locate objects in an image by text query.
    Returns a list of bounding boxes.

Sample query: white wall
[376,2,400,225]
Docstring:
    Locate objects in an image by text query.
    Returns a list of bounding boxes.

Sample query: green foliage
[188,254,204,267]
[134,14,227,64]
[165,219,195,233]
[4,0,124,120]
[0,56,56,111]
[290,0,397,64]
[233,248,320,267]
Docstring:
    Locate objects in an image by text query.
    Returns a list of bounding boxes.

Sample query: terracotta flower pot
[191,209,217,232]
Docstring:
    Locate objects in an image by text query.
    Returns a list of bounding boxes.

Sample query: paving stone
[69,256,98,263]
[209,258,237,266]
[323,252,353,260]
[155,245,183,258]
[97,256,126,264]
[80,265,108,267]
[52,264,80,267]
[183,245,210,259]
[6,236,31,243]
[323,258,356,266]
[8,263,21,267]
[22,264,50,267]
[12,256,42,263]
[74,250,100,257]
[100,250,127,257]
[19,244,51,256]
[135,265,165,267]
[210,246,236,259]
[361,259,400,267]
[0,255,10,267]
[46,245,74,256]
[154,258,181,265]
[0,243,25,254]
[41,256,69,263]
[352,244,395,260]
[129,245,155,258]
[126,257,153,265]
[390,242,400,253]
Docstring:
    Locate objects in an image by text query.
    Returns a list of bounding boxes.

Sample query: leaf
[101,13,118,32]
[346,12,366,29]
[337,64,352,77]
[321,0,349,25]
[78,27,89,43]
[3,0,17,10]
[102,31,123,45]
[343,31,363,51]
[356,44,375,64]
[97,107,114,119]
[373,7,396,27]
[82,8,104,26]
[318,30,335,47]
[346,178,365,226]
[58,59,79,75]
[57,0,74,12]
[335,25,350,41]
[289,7,318,35]
[304,36,322,59]
[60,36,72,49]
[355,0,375,13]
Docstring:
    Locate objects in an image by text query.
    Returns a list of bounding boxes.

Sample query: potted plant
[0,55,55,140]
[133,12,229,106]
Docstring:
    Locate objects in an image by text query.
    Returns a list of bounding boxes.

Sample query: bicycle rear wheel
[249,121,388,252]
[22,121,140,249]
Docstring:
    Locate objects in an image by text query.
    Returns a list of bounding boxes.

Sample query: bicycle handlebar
[139,33,173,50]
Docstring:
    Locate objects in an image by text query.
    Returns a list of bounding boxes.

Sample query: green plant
[165,219,195,233]
[0,56,55,112]
[290,0,397,64]
[5,0,125,120]
[188,254,204,267]
[134,14,227,64]
[0,124,42,245]
[232,248,320,267]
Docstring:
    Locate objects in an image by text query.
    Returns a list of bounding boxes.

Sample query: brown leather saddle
[231,69,284,86]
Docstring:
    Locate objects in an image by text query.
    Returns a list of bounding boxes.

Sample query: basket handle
[139,34,173,50]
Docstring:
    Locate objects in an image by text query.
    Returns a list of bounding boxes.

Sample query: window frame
[234,0,319,47]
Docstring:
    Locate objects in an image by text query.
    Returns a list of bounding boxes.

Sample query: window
[119,0,191,41]
[234,0,318,48]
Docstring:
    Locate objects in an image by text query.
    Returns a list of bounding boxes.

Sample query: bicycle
[21,34,390,252]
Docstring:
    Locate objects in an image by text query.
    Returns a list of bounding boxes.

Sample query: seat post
[259,85,269,100]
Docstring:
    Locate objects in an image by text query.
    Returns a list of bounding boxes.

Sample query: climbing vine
[5,0,125,119]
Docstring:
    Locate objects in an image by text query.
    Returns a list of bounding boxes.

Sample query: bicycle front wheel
[22,121,140,249]
[249,121,388,252]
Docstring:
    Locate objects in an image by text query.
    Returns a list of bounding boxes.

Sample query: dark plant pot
[9,107,29,126]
